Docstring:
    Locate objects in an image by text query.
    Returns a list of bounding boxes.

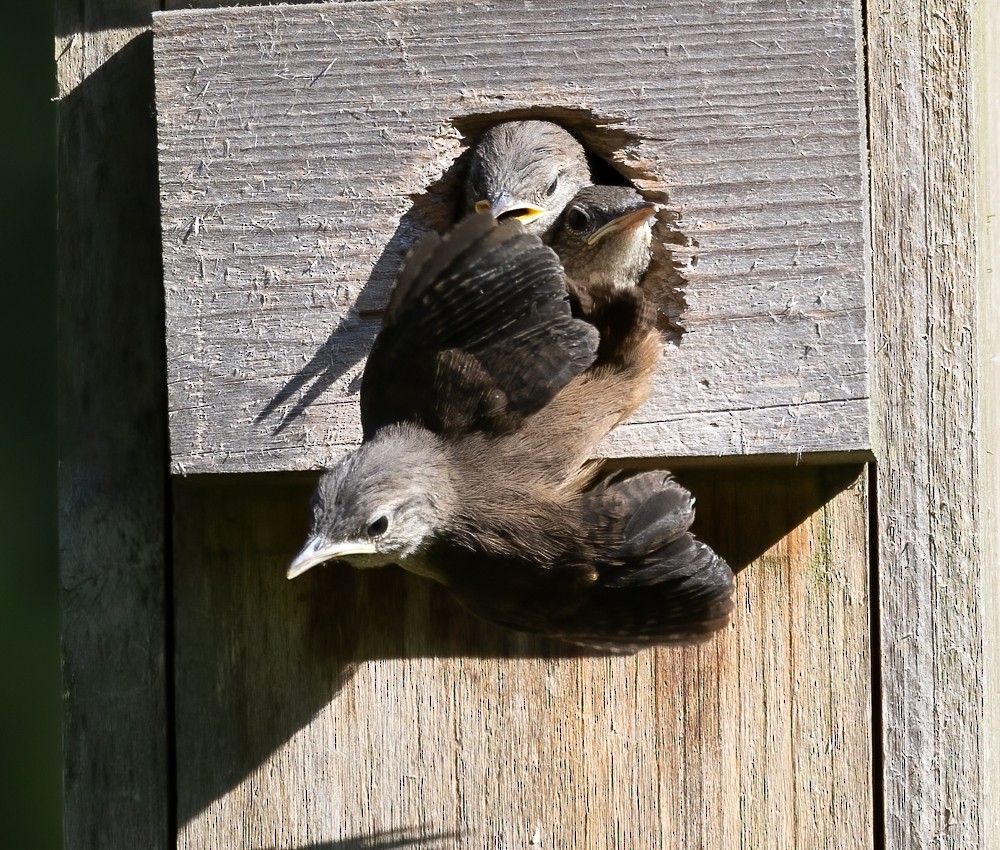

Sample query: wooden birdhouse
[55,0,999,848]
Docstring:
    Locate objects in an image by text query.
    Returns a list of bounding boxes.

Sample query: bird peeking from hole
[550,185,658,292]
[464,120,592,238]
[288,208,734,652]
[549,184,660,364]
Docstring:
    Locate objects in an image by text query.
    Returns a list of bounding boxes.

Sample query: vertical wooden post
[55,4,171,848]
[974,0,1000,837]
[867,0,1000,845]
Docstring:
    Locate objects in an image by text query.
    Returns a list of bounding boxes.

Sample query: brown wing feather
[361,213,599,439]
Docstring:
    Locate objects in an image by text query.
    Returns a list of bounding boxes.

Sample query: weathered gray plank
[153,0,870,474]
[977,0,1000,839]
[55,4,171,849]
[172,467,872,849]
[868,0,1000,846]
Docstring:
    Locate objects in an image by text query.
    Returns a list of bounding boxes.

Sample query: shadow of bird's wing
[361,212,599,439]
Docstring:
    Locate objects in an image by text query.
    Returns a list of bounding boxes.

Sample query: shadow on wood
[258,828,460,850]
[676,463,866,572]
[172,462,864,829]
[252,152,464,434]
[57,30,173,850]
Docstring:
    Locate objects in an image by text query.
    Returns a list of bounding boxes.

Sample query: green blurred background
[0,2,62,848]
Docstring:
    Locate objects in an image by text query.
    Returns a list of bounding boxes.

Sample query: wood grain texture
[55,5,171,850]
[172,467,871,849]
[153,0,871,474]
[868,0,1000,846]
[976,0,1000,838]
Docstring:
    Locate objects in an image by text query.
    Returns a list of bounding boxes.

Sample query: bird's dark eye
[545,175,560,197]
[566,206,591,232]
[366,516,389,538]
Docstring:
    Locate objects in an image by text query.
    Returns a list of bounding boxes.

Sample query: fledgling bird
[549,184,658,292]
[464,120,592,237]
[547,185,659,367]
[289,212,734,651]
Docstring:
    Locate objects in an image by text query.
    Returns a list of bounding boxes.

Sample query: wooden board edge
[973,0,1000,840]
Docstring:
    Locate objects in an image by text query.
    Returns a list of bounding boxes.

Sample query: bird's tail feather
[570,471,735,650]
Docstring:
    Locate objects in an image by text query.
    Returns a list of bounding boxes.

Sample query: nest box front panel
[154,0,869,475]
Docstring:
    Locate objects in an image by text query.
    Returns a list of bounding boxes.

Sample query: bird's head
[288,425,455,579]
[465,120,592,235]
[549,185,658,290]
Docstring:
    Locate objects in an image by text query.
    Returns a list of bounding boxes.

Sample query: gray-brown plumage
[547,185,658,368]
[464,120,592,237]
[289,212,734,651]
[549,184,657,292]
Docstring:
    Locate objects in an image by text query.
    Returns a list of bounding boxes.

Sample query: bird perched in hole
[546,185,659,366]
[289,212,734,650]
[464,120,592,237]
[549,184,658,292]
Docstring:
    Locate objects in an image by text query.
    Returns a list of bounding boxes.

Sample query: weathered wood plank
[153,0,870,474]
[55,4,171,849]
[172,467,872,849]
[868,0,1000,846]
[976,0,1000,838]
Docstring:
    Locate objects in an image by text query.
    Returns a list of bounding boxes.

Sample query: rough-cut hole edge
[448,106,694,345]
[357,106,695,345]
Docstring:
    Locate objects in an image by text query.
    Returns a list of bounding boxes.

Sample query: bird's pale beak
[287,536,379,579]
[586,204,658,246]
[475,195,546,225]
